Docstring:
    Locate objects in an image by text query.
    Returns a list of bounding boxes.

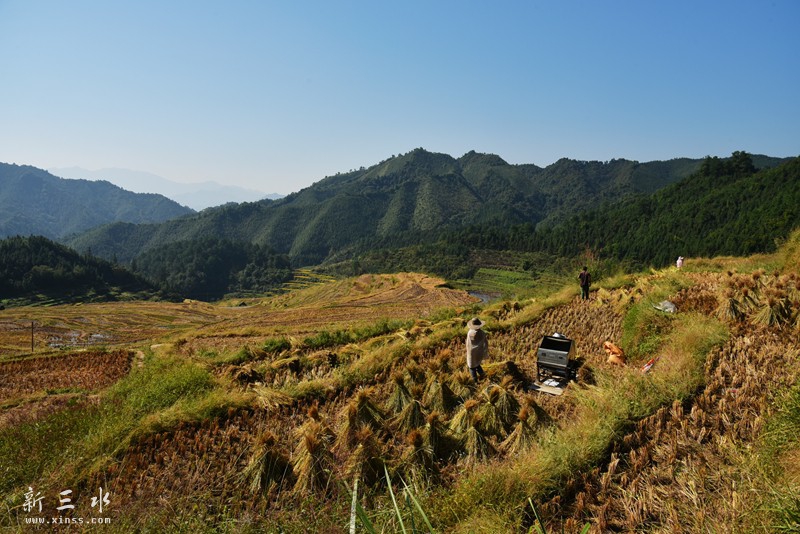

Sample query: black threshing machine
[536,334,578,382]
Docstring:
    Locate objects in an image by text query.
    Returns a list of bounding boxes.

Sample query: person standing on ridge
[578,266,591,300]
[465,317,488,381]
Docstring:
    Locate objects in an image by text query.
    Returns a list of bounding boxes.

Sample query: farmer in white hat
[466,317,488,381]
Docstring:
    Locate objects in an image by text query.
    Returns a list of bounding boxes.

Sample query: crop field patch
[0,349,132,429]
[0,350,132,401]
[81,289,632,522]
[176,273,478,355]
[0,301,226,356]
[549,325,800,532]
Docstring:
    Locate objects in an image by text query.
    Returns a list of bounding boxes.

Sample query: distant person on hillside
[466,317,488,381]
[578,266,591,300]
[676,256,684,269]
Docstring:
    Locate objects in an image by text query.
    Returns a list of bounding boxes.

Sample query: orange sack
[603,341,626,365]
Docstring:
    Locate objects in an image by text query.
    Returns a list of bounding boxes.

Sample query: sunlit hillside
[2,233,800,532]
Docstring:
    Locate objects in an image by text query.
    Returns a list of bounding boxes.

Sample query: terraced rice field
[82,289,632,527]
[2,266,798,532]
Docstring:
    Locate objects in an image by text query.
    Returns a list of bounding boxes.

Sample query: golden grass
[5,240,800,532]
[426,307,728,532]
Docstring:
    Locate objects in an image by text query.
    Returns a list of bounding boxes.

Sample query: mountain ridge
[62,148,791,265]
[0,163,194,240]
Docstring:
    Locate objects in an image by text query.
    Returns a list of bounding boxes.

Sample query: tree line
[0,235,154,301]
[131,237,293,300]
[0,235,293,304]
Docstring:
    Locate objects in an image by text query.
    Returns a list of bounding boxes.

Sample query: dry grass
[0,349,132,430]
[4,249,800,532]
[550,328,799,532]
[0,350,131,400]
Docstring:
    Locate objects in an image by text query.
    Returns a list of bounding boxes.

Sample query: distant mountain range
[62,148,791,266]
[0,163,194,240]
[2,149,796,304]
[49,167,283,210]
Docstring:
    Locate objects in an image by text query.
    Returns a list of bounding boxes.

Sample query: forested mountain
[132,237,293,301]
[0,236,156,304]
[67,149,768,265]
[0,163,194,239]
[315,152,799,282]
[406,152,800,273]
[532,152,800,265]
[0,235,293,304]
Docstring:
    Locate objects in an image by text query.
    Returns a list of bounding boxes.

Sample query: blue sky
[1,1,798,194]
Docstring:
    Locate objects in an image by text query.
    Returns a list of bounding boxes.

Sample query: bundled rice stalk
[751,295,792,329]
[486,378,521,431]
[343,426,386,487]
[292,414,336,496]
[499,405,538,456]
[336,387,386,452]
[739,285,758,311]
[354,387,386,427]
[476,398,504,438]
[404,361,426,385]
[386,373,413,414]
[776,296,794,328]
[436,348,454,373]
[399,429,438,486]
[751,269,766,294]
[449,370,474,401]
[463,421,495,464]
[241,430,292,495]
[424,412,458,462]
[393,399,427,432]
[449,399,479,436]
[716,290,745,323]
[423,377,457,414]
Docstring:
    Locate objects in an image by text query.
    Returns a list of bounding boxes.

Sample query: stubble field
[1,261,799,532]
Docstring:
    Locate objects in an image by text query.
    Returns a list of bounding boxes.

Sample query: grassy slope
[1,235,799,532]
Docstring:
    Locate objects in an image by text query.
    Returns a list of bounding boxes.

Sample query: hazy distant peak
[0,162,193,240]
[48,166,278,210]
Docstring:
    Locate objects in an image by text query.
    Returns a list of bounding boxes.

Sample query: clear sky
[1,1,798,195]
